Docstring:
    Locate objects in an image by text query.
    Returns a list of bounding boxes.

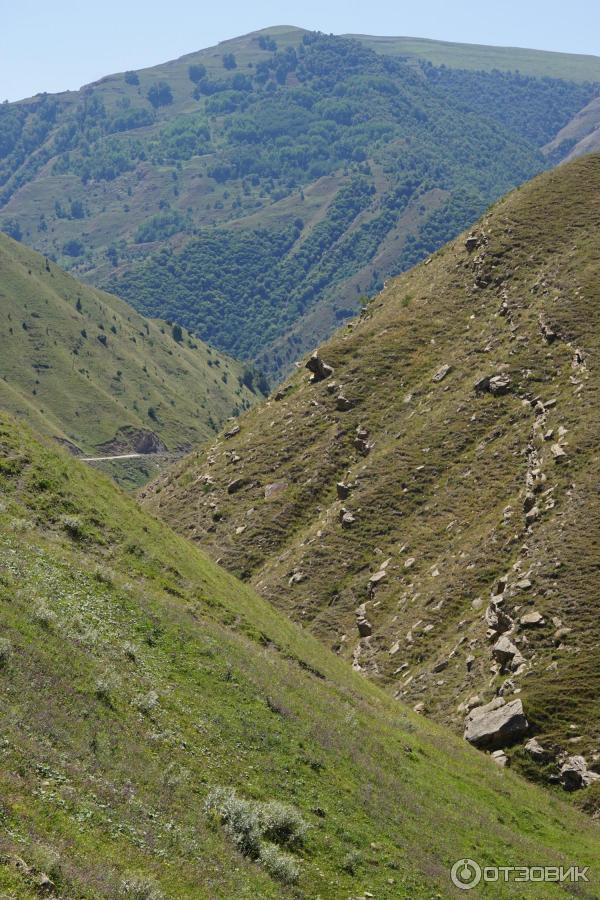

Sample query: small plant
[342,849,363,874]
[33,603,56,630]
[0,638,12,668]
[95,673,119,706]
[119,876,164,899]
[259,843,299,885]
[135,690,159,715]
[61,515,85,539]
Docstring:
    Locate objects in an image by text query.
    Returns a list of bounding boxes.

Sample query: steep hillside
[0,415,599,897]
[0,231,258,478]
[144,153,600,790]
[543,95,600,161]
[1,30,597,376]
[352,34,600,81]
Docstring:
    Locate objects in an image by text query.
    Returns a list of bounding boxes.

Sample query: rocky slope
[2,414,599,896]
[143,152,600,791]
[0,231,258,483]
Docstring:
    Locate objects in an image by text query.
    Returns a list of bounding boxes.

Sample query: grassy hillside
[144,153,600,790]
[0,414,599,896]
[0,230,258,469]
[351,34,600,82]
[1,30,597,376]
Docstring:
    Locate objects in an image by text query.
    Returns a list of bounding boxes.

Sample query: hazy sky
[3,0,600,102]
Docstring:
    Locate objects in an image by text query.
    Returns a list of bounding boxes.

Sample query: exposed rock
[306,353,334,383]
[488,374,512,395]
[525,505,540,525]
[551,443,567,461]
[432,659,449,673]
[356,605,373,637]
[525,737,552,763]
[368,570,387,595]
[336,482,352,500]
[224,425,241,439]
[404,557,415,569]
[264,481,288,500]
[336,394,353,411]
[520,611,544,627]
[491,749,509,767]
[413,702,425,713]
[485,600,513,636]
[288,572,307,585]
[432,364,452,383]
[492,636,525,672]
[341,510,356,528]
[354,426,372,454]
[227,477,247,495]
[464,697,529,749]
[539,316,557,343]
[465,234,480,252]
[560,755,600,791]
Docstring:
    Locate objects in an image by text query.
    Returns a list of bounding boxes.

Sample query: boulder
[465,234,480,252]
[551,443,567,461]
[525,737,552,763]
[306,353,334,383]
[336,394,353,411]
[224,424,240,439]
[227,477,247,495]
[341,510,356,528]
[491,749,509,767]
[489,374,512,395]
[264,481,288,500]
[520,611,544,627]
[492,635,525,672]
[432,364,452,383]
[464,697,529,749]
[560,756,600,791]
[336,482,352,500]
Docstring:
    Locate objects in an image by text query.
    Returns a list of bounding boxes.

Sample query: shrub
[33,603,56,630]
[61,515,84,539]
[258,801,308,848]
[259,843,299,884]
[205,787,262,857]
[341,849,362,874]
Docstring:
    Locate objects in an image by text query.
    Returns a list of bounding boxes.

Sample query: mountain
[351,34,600,82]
[0,413,599,897]
[142,152,600,792]
[0,230,259,485]
[1,29,598,378]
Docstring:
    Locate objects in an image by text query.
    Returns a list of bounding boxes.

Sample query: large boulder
[306,353,334,383]
[559,756,600,791]
[464,698,529,750]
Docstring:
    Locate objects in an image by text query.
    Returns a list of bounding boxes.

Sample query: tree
[223,53,237,70]
[188,63,207,84]
[2,218,22,241]
[124,71,139,86]
[147,81,173,109]
[171,323,183,342]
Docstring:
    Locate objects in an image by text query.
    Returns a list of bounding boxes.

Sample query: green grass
[351,34,600,82]
[145,151,600,788]
[0,413,599,896]
[0,231,258,461]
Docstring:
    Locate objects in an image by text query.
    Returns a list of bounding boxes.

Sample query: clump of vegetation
[204,787,307,882]
[119,876,164,899]
[0,637,12,668]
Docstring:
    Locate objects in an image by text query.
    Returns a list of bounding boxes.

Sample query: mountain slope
[1,30,597,376]
[0,231,257,471]
[351,34,600,82]
[143,152,600,788]
[0,414,599,897]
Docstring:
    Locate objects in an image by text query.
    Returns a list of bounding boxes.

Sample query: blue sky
[3,0,600,101]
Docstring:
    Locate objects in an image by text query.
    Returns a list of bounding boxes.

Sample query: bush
[341,849,362,874]
[204,787,307,880]
[259,843,299,884]
[258,800,308,848]
[124,71,140,86]
[61,515,85,539]
[188,63,207,84]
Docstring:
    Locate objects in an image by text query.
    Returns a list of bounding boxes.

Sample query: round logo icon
[451,858,482,890]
